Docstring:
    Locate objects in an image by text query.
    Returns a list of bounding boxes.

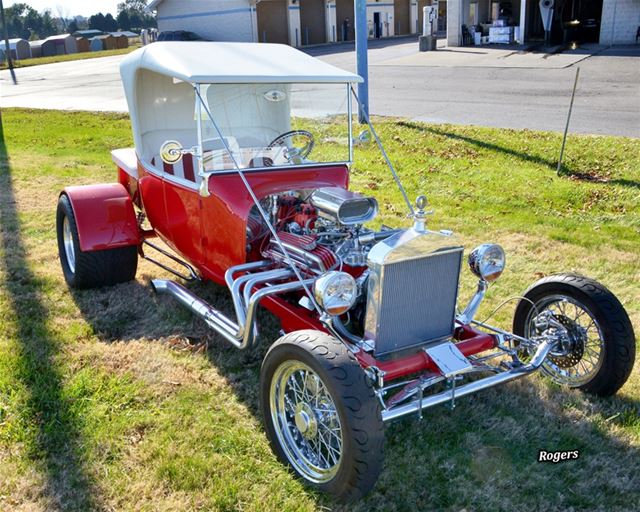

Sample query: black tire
[260,330,384,502]
[513,273,635,396]
[56,194,138,289]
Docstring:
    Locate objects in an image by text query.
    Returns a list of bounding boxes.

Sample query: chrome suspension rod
[381,338,554,422]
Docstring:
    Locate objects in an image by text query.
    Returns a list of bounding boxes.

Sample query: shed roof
[111,31,139,38]
[45,34,73,42]
[0,38,27,50]
[74,29,103,37]
[120,41,362,85]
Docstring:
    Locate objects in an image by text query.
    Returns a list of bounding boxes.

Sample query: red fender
[62,184,140,252]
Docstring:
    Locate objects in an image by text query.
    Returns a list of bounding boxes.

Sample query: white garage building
[148,0,431,46]
[149,0,639,47]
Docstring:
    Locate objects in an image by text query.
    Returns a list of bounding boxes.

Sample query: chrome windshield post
[194,83,209,197]
[349,86,414,216]
[347,83,353,165]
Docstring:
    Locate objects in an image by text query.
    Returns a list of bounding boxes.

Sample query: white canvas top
[120,42,363,86]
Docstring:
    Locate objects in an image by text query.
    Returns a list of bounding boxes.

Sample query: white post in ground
[447,0,464,47]
[288,0,301,46]
[325,0,337,43]
[519,0,527,43]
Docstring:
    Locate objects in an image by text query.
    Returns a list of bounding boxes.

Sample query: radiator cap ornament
[413,195,433,232]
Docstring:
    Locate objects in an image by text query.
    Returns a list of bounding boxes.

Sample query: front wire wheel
[514,273,635,396]
[261,330,384,502]
[270,361,343,483]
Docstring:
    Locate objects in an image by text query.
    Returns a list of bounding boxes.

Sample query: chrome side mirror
[159,140,199,165]
[159,140,184,164]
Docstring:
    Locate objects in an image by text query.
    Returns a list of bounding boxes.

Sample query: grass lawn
[0,108,638,511]
[0,46,139,70]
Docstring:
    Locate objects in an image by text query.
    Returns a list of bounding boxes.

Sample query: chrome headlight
[468,244,506,282]
[314,271,357,316]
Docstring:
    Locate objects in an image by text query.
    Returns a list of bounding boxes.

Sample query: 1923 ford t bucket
[56,42,635,501]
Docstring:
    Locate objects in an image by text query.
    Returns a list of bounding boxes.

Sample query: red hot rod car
[56,42,635,501]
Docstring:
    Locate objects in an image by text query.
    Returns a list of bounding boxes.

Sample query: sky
[6,1,123,17]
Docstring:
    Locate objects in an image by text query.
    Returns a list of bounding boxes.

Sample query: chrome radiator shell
[364,229,463,356]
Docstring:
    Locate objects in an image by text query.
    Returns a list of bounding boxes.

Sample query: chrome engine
[250,187,392,272]
[251,187,463,354]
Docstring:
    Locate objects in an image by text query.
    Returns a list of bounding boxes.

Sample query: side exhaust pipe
[151,275,315,350]
[381,339,554,422]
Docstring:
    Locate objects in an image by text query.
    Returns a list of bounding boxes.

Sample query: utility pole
[0,0,17,85]
[354,0,368,123]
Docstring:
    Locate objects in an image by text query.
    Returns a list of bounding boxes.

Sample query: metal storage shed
[89,37,104,52]
[0,38,31,60]
[42,34,77,56]
[29,39,45,58]
[109,33,129,49]
[116,31,140,43]
[92,34,117,51]
[73,29,103,38]
[75,37,91,53]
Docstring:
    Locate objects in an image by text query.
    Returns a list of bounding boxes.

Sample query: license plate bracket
[424,342,473,378]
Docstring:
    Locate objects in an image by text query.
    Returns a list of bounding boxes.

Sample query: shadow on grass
[0,114,98,510]
[400,120,640,189]
[398,120,568,172]
[71,268,640,511]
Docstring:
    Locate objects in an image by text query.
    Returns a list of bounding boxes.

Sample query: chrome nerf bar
[381,338,555,422]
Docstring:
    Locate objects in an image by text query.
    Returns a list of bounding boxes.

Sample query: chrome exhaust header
[381,338,554,422]
[152,263,314,350]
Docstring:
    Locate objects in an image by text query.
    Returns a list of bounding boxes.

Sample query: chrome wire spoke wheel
[270,361,343,483]
[525,294,605,387]
[62,215,76,273]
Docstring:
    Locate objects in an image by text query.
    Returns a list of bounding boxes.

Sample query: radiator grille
[367,248,463,356]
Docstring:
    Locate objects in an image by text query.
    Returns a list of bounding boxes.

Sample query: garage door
[336,0,355,41]
[257,0,289,44]
[394,0,411,35]
[300,0,326,45]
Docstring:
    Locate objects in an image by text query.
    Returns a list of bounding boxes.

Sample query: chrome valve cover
[364,228,463,356]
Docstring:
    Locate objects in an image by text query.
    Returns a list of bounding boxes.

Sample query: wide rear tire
[56,194,138,289]
[260,330,384,502]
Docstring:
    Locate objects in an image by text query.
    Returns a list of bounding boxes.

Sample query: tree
[104,13,118,32]
[68,19,79,34]
[116,0,156,30]
[118,0,148,12]
[116,9,130,31]
[88,13,106,31]
[4,3,58,39]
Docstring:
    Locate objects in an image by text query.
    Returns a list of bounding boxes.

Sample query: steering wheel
[266,130,315,163]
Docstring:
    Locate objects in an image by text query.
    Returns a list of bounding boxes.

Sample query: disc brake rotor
[547,314,585,368]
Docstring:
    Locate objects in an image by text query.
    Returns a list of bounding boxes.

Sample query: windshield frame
[193,82,354,177]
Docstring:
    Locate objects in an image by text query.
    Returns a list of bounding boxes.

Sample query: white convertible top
[120,41,362,86]
[120,42,360,165]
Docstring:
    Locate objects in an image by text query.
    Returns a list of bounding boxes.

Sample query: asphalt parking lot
[1,38,638,137]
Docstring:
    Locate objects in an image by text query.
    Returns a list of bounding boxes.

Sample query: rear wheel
[56,194,138,289]
[513,273,635,396]
[260,330,384,502]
